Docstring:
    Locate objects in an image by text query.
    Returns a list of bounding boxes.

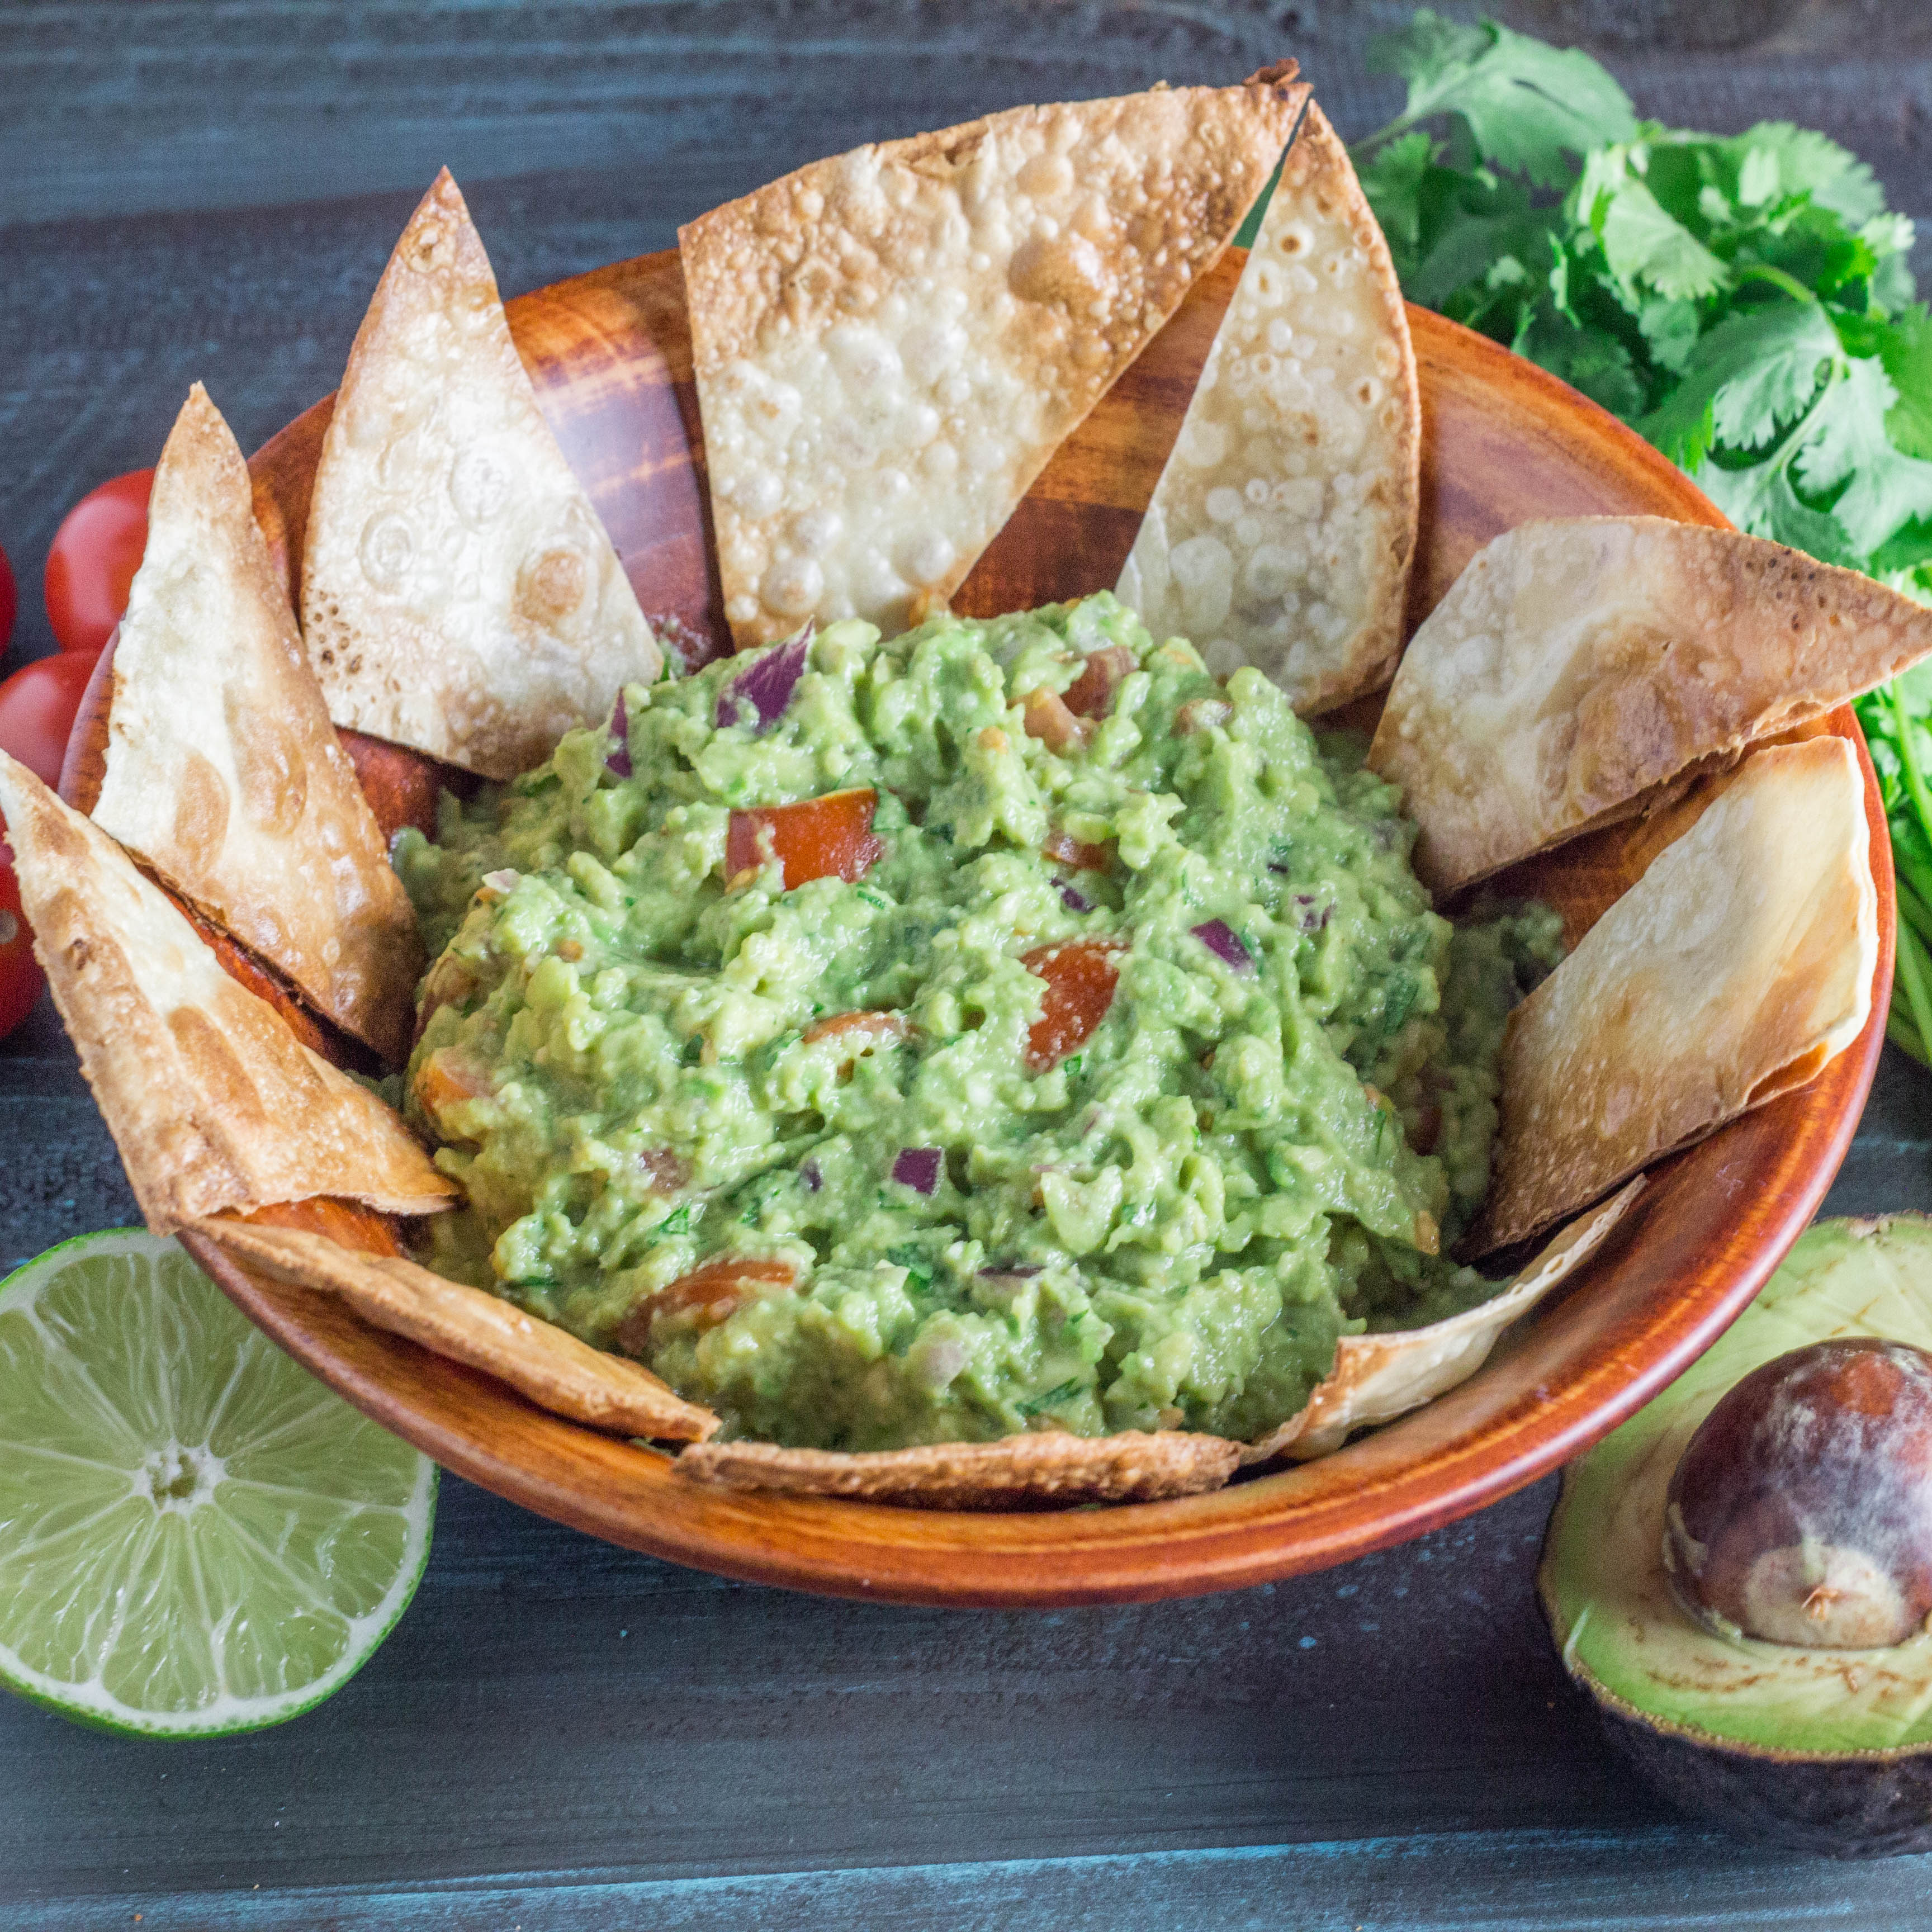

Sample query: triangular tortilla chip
[675,1429,1239,1509]
[0,753,455,1230]
[1118,101,1419,711]
[1367,517,1932,896]
[90,385,421,1064]
[300,170,660,779]
[1476,739,1876,1252]
[1242,1177,1645,1465]
[192,1219,718,1442]
[682,68,1309,647]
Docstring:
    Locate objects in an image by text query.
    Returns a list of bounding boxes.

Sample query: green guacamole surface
[396,596,1559,1450]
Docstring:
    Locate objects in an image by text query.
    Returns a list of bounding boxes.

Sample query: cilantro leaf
[1696,455,1855,565]
[1366,10,1636,189]
[1875,516,1932,575]
[1355,128,1434,264]
[1791,356,1932,547]
[1881,307,1932,458]
[1587,163,1729,303]
[1639,301,1839,466]
[1519,315,1646,418]
[1717,123,1885,228]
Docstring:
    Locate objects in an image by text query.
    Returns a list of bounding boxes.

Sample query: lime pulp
[0,1229,435,1736]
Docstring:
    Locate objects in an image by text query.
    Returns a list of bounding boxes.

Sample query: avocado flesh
[1540,1215,1932,1852]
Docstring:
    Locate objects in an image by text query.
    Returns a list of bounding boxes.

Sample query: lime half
[0,1229,435,1736]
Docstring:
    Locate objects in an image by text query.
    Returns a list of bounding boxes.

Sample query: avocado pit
[1664,1338,1932,1650]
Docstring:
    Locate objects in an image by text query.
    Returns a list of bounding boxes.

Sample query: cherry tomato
[0,647,102,788]
[1022,936,1125,1072]
[0,855,44,1041]
[0,541,16,653]
[726,788,883,891]
[44,468,154,655]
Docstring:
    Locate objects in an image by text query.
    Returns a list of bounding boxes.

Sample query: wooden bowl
[64,247,1892,1607]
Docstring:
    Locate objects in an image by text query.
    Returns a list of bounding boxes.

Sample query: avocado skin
[1592,1694,1932,1858]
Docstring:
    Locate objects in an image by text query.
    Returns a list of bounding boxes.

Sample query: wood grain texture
[50,243,1882,1609]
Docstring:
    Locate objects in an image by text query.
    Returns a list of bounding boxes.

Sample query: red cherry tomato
[0,854,44,1041]
[0,541,16,653]
[0,647,102,788]
[44,468,154,655]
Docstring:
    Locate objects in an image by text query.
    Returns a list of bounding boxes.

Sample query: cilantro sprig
[1353,11,1932,1066]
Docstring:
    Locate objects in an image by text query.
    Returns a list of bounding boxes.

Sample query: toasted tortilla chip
[300,170,659,779]
[683,68,1308,648]
[0,754,454,1230]
[1242,1177,1645,1466]
[1118,102,1419,711]
[90,385,421,1064]
[193,1218,718,1442]
[1367,517,1932,896]
[676,1429,1240,1509]
[1476,739,1876,1252]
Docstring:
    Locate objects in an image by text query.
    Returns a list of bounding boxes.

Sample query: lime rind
[0,1228,436,1737]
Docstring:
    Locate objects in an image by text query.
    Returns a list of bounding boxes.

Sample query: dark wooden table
[6,5,1932,1924]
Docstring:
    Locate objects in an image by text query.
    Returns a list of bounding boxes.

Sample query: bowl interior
[72,245,1892,1606]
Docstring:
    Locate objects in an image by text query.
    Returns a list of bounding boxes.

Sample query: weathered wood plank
[13,1825,1932,1932]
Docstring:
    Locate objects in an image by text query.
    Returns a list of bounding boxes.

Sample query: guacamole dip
[396,595,1559,1450]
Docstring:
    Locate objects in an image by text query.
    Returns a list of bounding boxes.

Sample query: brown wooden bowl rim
[77,255,1892,1606]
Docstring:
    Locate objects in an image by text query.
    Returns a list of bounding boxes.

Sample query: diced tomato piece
[1021,685,1091,754]
[1041,829,1115,873]
[617,1254,799,1355]
[803,1008,910,1047]
[413,1050,491,1116]
[1062,645,1136,719]
[1175,695,1233,736]
[1021,936,1125,1072]
[727,788,883,891]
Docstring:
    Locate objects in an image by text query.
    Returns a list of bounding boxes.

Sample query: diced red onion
[799,1159,823,1193]
[892,1147,942,1194]
[717,620,813,733]
[979,1262,1043,1278]
[1192,919,1252,969]
[1058,882,1091,912]
[910,1335,969,1390]
[1294,894,1332,934]
[481,868,519,893]
[605,694,632,778]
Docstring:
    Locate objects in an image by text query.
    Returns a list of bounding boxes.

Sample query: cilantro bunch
[1353,11,1932,1065]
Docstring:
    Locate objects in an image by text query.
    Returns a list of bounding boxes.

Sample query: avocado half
[1538,1214,1932,1857]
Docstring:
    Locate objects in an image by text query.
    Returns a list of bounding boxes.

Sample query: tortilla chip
[676,1429,1240,1509]
[1243,1176,1645,1466]
[1476,738,1876,1252]
[300,170,660,779]
[192,1218,718,1442]
[1367,517,1932,896]
[0,753,454,1230]
[683,68,1309,647]
[89,385,421,1064]
[1117,101,1418,711]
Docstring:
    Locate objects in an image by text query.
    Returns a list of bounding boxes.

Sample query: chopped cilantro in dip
[395,595,1559,1451]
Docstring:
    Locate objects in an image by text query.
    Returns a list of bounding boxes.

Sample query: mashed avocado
[396,595,1559,1450]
